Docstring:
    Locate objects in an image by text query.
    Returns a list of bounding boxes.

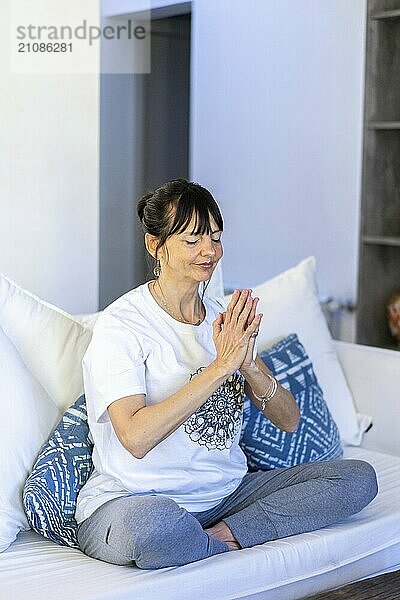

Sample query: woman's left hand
[221,290,260,373]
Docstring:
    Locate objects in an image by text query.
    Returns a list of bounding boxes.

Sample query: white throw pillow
[224,256,363,446]
[0,326,60,552]
[73,312,101,331]
[205,260,224,298]
[0,272,92,411]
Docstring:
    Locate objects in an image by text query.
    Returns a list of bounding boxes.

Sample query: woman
[75,179,378,569]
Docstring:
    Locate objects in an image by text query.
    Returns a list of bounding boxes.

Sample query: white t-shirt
[75,281,255,524]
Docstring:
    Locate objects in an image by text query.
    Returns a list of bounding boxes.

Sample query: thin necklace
[151,280,204,325]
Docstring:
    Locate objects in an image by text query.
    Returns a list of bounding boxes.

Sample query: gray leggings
[77,459,378,570]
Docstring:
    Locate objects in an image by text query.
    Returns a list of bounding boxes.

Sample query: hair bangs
[169,187,223,237]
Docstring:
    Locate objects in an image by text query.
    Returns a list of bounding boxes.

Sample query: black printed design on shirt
[184,367,245,450]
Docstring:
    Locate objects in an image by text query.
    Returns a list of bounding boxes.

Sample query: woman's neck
[151,276,205,324]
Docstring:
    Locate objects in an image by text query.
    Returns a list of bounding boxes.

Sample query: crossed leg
[77,459,378,569]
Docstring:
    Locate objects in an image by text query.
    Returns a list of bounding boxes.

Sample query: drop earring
[153,260,161,277]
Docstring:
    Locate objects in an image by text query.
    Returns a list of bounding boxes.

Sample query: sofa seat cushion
[3,449,399,600]
[23,395,93,548]
[239,333,343,470]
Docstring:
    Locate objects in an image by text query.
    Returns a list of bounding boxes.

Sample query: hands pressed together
[212,288,262,375]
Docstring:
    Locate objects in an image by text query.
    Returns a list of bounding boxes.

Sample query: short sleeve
[82,313,146,423]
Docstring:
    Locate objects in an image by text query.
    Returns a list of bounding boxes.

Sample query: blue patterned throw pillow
[239,333,343,470]
[23,394,93,548]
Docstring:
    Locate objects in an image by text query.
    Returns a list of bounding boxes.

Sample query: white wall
[190,0,366,316]
[0,1,99,314]
[2,0,366,325]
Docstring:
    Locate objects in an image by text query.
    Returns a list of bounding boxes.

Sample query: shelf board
[370,9,400,21]
[363,235,400,247]
[368,121,400,129]
[387,342,400,351]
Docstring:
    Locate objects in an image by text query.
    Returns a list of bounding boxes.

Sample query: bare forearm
[126,361,231,458]
[241,359,300,432]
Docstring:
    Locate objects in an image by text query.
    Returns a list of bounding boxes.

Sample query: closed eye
[185,237,222,245]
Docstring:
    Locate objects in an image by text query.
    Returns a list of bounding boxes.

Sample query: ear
[144,233,157,258]
[145,233,159,259]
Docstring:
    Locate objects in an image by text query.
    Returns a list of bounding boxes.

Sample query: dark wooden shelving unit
[356,0,400,350]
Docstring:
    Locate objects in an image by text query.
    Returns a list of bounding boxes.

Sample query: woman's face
[154,211,223,284]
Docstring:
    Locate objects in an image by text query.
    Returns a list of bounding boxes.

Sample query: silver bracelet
[251,373,278,411]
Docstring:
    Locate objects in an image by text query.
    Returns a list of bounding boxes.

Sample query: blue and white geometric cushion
[239,333,343,471]
[23,394,93,548]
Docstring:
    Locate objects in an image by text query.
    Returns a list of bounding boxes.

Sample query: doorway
[99,10,191,308]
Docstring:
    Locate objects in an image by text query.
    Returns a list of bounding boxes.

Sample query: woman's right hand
[212,289,262,375]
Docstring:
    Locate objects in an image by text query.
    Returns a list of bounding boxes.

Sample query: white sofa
[1,259,400,600]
